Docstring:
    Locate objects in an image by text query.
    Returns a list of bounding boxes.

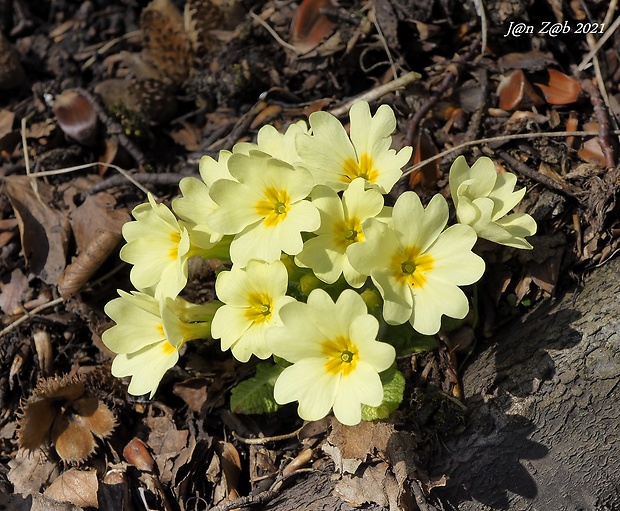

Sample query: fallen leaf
[0,268,29,315]
[289,0,335,54]
[2,176,71,285]
[8,448,60,496]
[44,468,99,508]
[533,69,581,105]
[0,108,15,138]
[170,121,201,151]
[497,69,544,111]
[408,128,439,190]
[335,462,402,511]
[173,377,209,413]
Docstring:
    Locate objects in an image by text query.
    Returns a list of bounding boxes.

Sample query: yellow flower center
[244,292,274,324]
[161,340,176,355]
[391,246,434,288]
[333,217,364,251]
[341,153,379,184]
[322,335,359,376]
[168,231,181,260]
[156,322,165,337]
[255,187,291,228]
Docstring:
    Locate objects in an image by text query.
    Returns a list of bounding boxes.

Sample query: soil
[1,0,620,509]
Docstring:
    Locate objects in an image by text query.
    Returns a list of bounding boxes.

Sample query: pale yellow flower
[207,152,320,266]
[211,259,295,362]
[103,291,217,397]
[120,194,191,298]
[267,289,395,425]
[296,101,412,193]
[348,192,485,335]
[295,177,383,287]
[449,156,537,249]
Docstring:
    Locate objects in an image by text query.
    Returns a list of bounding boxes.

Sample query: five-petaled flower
[120,194,192,299]
[296,100,412,193]
[211,259,296,362]
[267,289,396,425]
[449,156,537,249]
[103,291,218,398]
[207,152,320,266]
[348,192,485,335]
[295,177,384,287]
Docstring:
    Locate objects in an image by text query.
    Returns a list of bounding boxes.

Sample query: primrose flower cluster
[102,101,537,425]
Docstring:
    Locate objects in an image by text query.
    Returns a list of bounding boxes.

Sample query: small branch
[582,78,618,168]
[401,129,608,182]
[577,12,620,72]
[233,426,303,445]
[405,36,481,146]
[0,297,64,339]
[328,71,421,118]
[497,150,581,200]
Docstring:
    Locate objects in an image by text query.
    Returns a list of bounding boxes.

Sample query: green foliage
[361,364,405,421]
[230,362,284,414]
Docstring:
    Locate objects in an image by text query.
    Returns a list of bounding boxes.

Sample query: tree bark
[428,256,620,510]
[258,256,620,511]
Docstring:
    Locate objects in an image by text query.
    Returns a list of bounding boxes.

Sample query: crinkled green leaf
[361,364,405,421]
[230,362,284,414]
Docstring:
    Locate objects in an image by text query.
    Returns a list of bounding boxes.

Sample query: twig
[207,468,314,511]
[84,172,187,197]
[232,426,303,445]
[249,8,301,54]
[370,8,398,83]
[405,37,481,146]
[401,130,602,178]
[328,71,421,118]
[577,12,620,72]
[0,297,64,339]
[497,150,581,200]
[27,161,156,198]
[471,0,488,57]
[582,78,617,168]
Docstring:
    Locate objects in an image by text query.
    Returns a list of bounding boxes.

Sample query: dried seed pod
[497,69,544,111]
[533,69,581,105]
[16,374,117,464]
[52,90,99,145]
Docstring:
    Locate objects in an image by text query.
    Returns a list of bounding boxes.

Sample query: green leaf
[230,362,284,414]
[361,365,405,421]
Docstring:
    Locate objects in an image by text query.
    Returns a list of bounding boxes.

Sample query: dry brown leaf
[497,69,544,111]
[57,193,129,298]
[533,69,581,105]
[409,128,439,190]
[170,121,201,151]
[323,420,394,474]
[0,268,29,315]
[289,0,335,54]
[335,462,401,510]
[0,32,26,89]
[2,176,71,285]
[44,468,99,509]
[0,108,15,138]
[173,377,209,413]
[214,440,242,500]
[8,448,60,496]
